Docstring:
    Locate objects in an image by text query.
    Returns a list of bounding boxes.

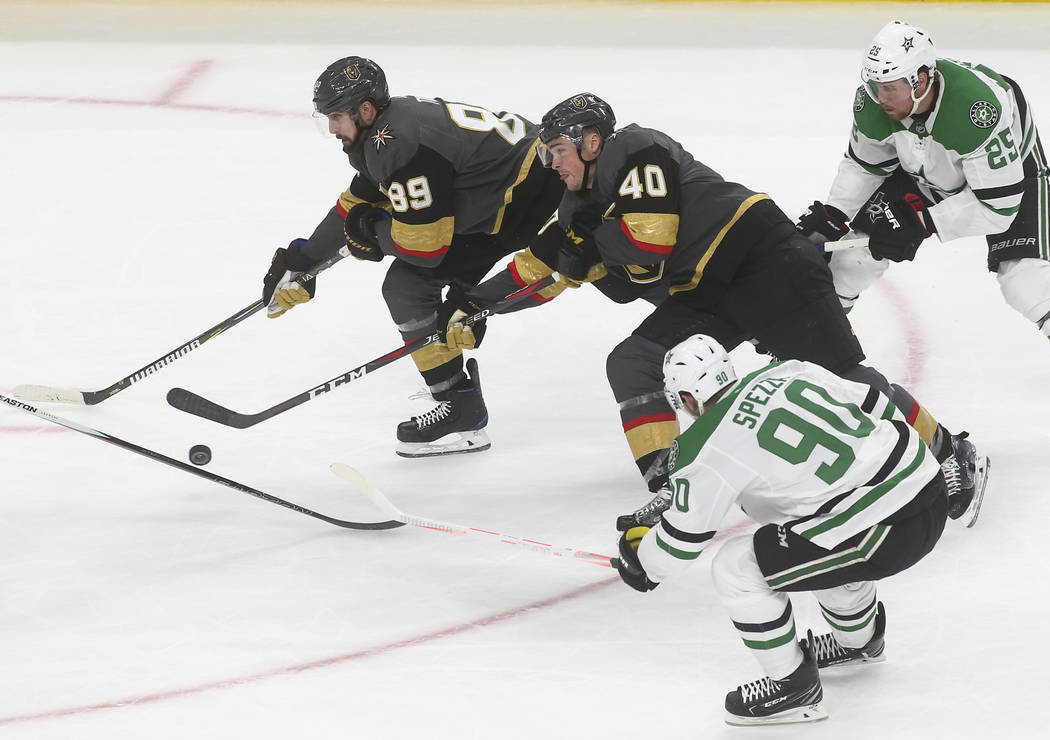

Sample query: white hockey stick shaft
[331,464,613,568]
[820,236,869,253]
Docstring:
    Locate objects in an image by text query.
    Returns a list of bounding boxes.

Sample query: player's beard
[342,126,372,157]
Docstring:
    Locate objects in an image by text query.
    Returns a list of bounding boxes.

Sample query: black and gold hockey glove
[436,285,487,351]
[262,239,317,318]
[557,203,605,284]
[343,203,391,262]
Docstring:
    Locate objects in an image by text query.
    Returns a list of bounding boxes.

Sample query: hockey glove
[262,239,317,318]
[796,201,850,244]
[344,203,391,262]
[436,285,487,351]
[612,527,658,592]
[556,204,604,285]
[615,483,672,531]
[851,193,933,262]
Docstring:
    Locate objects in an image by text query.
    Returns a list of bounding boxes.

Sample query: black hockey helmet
[539,93,616,145]
[313,56,390,118]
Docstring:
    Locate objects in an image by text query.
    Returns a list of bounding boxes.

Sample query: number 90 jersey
[641,360,942,581]
[339,96,543,267]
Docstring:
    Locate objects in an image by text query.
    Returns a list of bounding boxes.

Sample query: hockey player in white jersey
[612,335,949,725]
[798,20,1017,524]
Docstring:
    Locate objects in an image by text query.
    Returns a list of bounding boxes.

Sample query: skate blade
[963,455,990,528]
[820,652,886,670]
[725,703,828,726]
[395,429,491,458]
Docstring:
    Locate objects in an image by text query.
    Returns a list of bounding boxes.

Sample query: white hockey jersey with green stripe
[637,361,941,583]
[828,58,1037,242]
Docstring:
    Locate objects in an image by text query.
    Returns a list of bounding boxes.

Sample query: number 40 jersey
[339,96,544,268]
[652,360,942,562]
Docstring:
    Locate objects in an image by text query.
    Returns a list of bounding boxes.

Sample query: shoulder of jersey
[851,86,901,142]
[932,58,1006,154]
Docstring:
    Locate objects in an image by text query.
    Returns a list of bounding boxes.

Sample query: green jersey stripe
[799,439,926,541]
[765,525,890,589]
[655,530,702,560]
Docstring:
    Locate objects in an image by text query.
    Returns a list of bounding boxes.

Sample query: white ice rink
[3,1,1050,737]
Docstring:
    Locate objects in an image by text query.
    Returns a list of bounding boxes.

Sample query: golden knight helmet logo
[571,95,587,109]
[345,64,361,81]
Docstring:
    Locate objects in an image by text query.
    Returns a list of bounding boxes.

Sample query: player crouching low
[613,334,950,725]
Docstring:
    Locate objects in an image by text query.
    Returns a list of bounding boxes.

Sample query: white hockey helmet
[662,334,738,417]
[861,20,937,113]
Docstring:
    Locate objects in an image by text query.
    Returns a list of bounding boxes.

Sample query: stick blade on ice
[12,384,86,404]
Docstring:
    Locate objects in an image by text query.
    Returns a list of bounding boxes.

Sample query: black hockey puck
[189,444,212,466]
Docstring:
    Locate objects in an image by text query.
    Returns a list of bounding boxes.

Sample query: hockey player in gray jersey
[259,56,563,457]
[451,93,981,527]
[613,334,949,725]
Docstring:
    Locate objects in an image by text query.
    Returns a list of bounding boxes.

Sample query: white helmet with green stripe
[861,20,938,115]
[663,334,737,417]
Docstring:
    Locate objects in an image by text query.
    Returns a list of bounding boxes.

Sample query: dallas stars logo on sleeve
[370,124,396,151]
[969,101,999,129]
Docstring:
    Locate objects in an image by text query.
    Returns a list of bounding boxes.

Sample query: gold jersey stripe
[391,217,455,258]
[512,248,555,284]
[410,341,462,372]
[492,138,541,235]
[669,193,771,295]
[336,188,372,217]
[625,420,680,460]
[621,212,679,252]
[911,405,939,448]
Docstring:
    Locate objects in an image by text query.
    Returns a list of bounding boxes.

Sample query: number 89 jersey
[340,96,543,267]
[661,360,941,552]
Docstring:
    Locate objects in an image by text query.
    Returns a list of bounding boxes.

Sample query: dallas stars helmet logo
[901,36,915,52]
[371,124,396,150]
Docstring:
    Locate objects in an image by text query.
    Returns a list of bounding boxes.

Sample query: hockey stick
[166,274,560,429]
[0,392,402,531]
[13,246,353,406]
[818,236,869,253]
[331,463,613,567]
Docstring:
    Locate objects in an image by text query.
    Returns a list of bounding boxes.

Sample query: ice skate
[941,432,990,528]
[724,636,827,726]
[802,602,886,670]
[396,358,491,458]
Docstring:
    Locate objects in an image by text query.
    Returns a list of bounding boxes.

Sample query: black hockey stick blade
[1,393,402,531]
[12,247,352,406]
[166,274,559,429]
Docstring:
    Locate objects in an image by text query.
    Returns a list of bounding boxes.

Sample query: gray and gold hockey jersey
[828,59,1042,242]
[637,360,941,583]
[337,96,543,267]
[558,124,792,297]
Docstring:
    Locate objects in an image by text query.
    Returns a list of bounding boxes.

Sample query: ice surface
[2,2,1049,737]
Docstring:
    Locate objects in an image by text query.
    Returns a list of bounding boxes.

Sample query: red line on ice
[0,577,621,727]
[155,59,215,105]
